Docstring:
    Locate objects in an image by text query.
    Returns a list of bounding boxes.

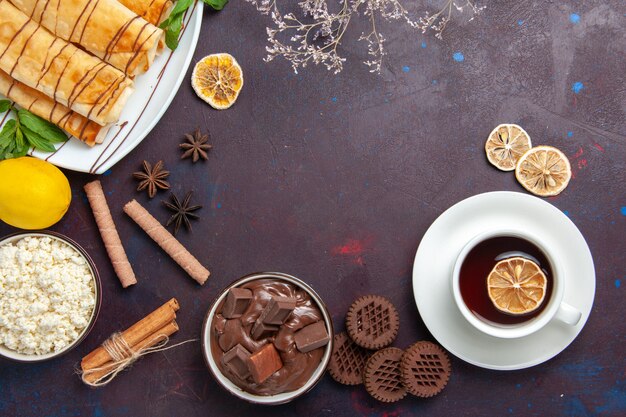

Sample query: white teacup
[452,229,581,339]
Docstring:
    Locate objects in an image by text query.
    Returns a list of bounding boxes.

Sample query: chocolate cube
[222,344,251,380]
[251,320,279,340]
[294,321,329,353]
[260,296,296,325]
[222,288,253,319]
[248,343,283,384]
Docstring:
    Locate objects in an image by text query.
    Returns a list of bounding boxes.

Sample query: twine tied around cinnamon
[79,332,197,387]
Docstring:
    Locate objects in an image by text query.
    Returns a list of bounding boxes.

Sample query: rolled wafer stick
[123,199,210,285]
[82,320,179,384]
[84,180,137,288]
[81,298,179,371]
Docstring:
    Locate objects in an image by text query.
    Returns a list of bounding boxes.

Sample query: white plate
[0,3,203,174]
[412,191,595,370]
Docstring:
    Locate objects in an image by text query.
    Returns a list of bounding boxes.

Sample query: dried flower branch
[418,0,486,40]
[245,0,485,74]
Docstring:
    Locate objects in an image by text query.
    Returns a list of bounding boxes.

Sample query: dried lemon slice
[191,53,243,110]
[487,257,547,315]
[515,145,571,197]
[485,124,532,171]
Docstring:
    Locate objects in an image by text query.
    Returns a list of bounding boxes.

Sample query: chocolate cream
[211,279,326,396]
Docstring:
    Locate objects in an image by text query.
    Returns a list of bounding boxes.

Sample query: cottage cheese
[0,236,95,355]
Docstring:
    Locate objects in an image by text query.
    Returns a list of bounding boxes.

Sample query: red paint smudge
[332,237,373,266]
[573,147,584,159]
[578,159,588,169]
[593,143,605,152]
[333,239,366,256]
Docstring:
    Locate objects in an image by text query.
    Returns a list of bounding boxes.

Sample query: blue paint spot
[516,383,522,389]
[563,210,570,217]
[103,169,112,176]
[402,66,410,73]
[594,381,626,414]
[453,52,465,62]
[421,41,427,48]
[572,82,584,94]
[216,202,222,209]
[432,80,438,85]
[517,19,524,26]
[559,361,604,379]
[94,407,104,417]
[528,402,532,408]
[570,13,580,24]
[565,397,590,416]
[616,279,621,289]
[331,97,337,102]
[620,206,626,216]
[567,131,574,137]
[508,408,513,414]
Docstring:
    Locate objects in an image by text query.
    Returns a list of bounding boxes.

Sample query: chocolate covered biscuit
[328,332,370,386]
[346,295,399,350]
[400,341,451,398]
[364,347,407,403]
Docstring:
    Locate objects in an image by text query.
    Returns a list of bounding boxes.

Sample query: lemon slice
[487,257,547,315]
[485,124,532,171]
[191,53,243,110]
[515,145,571,197]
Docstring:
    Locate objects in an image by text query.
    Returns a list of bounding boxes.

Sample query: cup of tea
[451,229,581,339]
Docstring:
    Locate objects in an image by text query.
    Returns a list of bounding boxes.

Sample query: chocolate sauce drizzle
[88,3,198,173]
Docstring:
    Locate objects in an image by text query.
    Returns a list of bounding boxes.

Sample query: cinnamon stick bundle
[80,298,179,384]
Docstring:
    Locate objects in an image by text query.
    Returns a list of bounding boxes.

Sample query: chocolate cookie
[363,347,407,403]
[328,332,370,385]
[345,295,399,350]
[400,341,451,398]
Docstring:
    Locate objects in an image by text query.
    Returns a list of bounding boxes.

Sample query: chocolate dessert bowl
[201,272,334,405]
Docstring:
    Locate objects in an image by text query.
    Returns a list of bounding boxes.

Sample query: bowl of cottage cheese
[0,232,101,361]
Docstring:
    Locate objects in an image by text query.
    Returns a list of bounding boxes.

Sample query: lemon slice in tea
[192,53,243,110]
[515,145,571,197]
[485,124,532,171]
[487,257,547,315]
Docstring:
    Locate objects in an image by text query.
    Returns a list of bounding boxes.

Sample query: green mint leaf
[0,99,10,114]
[21,125,57,153]
[164,12,184,50]
[12,146,29,158]
[0,119,17,147]
[15,125,24,149]
[163,0,194,27]
[202,0,228,11]
[160,0,195,50]
[8,126,29,158]
[0,119,16,160]
[17,109,67,143]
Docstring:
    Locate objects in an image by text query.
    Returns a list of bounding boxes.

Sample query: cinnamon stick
[81,298,179,371]
[84,180,137,288]
[82,320,179,384]
[123,199,210,285]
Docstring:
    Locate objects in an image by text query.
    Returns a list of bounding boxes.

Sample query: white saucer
[412,191,595,370]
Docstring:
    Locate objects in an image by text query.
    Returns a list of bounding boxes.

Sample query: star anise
[133,160,170,198]
[162,191,202,235]
[180,128,212,162]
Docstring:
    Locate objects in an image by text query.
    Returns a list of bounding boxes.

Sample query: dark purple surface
[1,1,625,416]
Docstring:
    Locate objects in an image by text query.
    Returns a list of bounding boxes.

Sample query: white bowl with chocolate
[201,272,334,404]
